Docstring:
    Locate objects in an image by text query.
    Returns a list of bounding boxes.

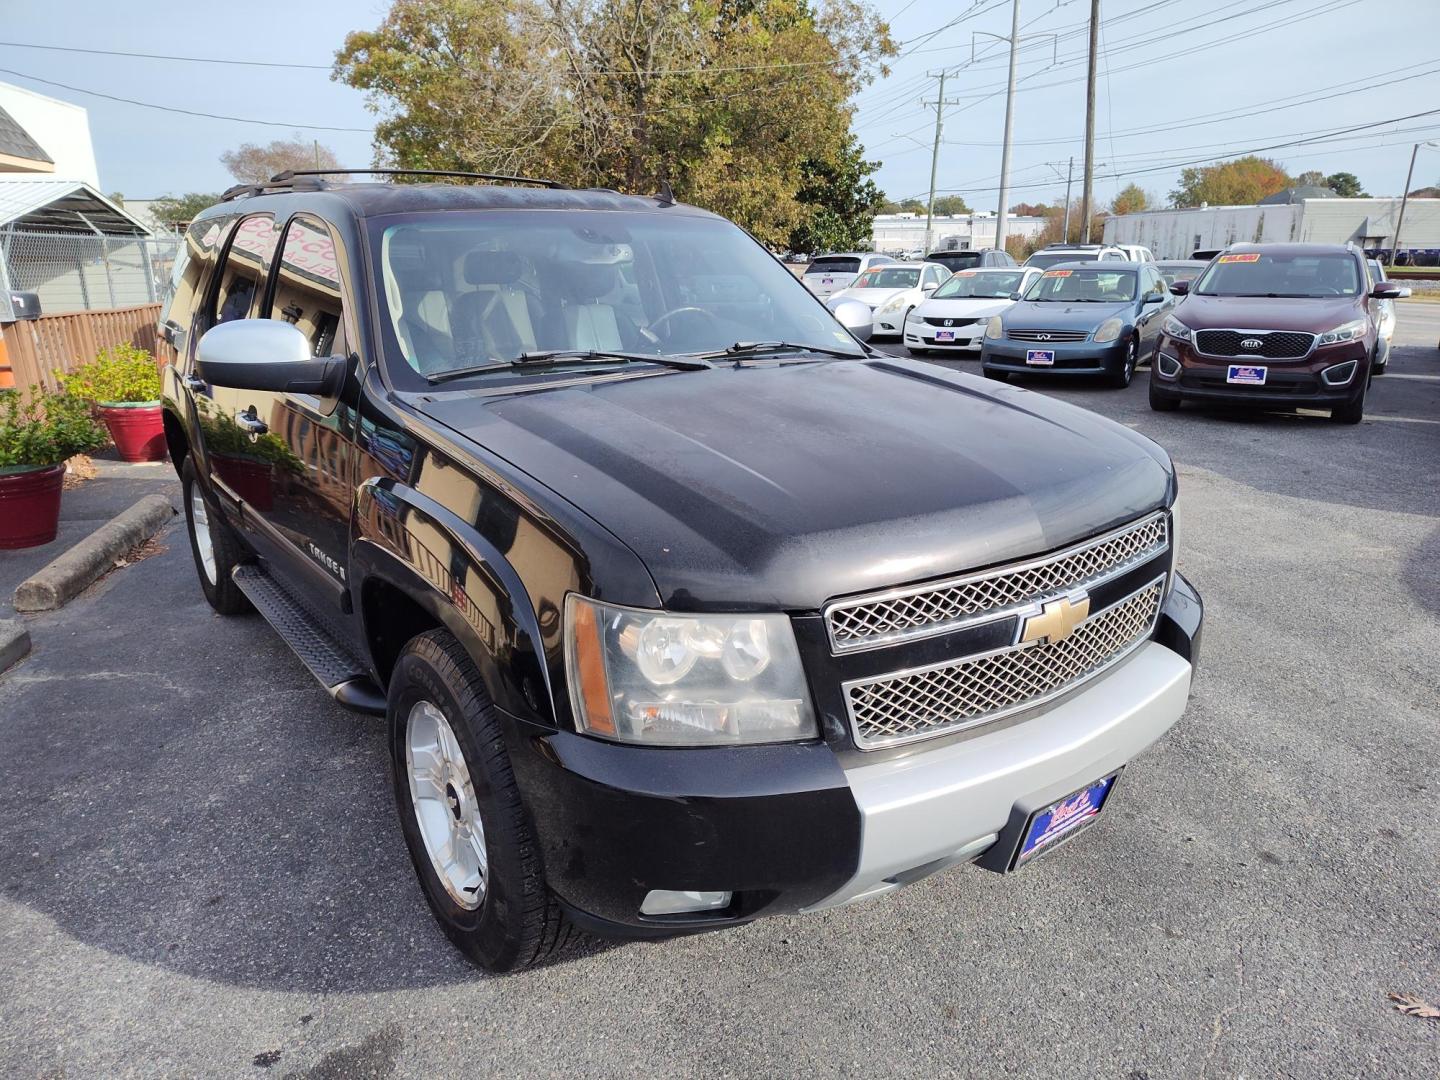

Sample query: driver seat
[561,262,624,351]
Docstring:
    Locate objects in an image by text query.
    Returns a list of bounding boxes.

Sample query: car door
[1135,267,1169,356]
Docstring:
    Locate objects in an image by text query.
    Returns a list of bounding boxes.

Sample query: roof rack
[219,167,568,202]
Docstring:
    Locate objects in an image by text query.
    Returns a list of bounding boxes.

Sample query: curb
[13,494,176,613]
[0,619,30,675]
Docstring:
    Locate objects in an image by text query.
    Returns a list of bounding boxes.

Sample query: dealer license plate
[935,330,956,342]
[1012,772,1120,869]
[1026,349,1056,366]
[1227,364,1267,385]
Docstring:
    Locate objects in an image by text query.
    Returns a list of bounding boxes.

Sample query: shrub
[62,344,163,405]
[0,386,108,469]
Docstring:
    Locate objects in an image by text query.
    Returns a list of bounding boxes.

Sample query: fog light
[1321,359,1358,386]
[640,889,733,916]
[1156,353,1181,379]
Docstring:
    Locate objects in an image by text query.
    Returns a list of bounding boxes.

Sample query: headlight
[985,315,1004,340]
[1161,314,1191,342]
[879,295,907,314]
[564,596,817,746]
[1316,318,1366,346]
[1093,316,1124,343]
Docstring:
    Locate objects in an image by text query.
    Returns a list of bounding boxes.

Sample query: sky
[2,0,1439,209]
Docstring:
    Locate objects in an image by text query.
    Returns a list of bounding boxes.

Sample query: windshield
[373,210,862,383]
[1024,268,1136,302]
[933,269,1025,299]
[806,257,861,275]
[1195,251,1360,297]
[851,267,921,289]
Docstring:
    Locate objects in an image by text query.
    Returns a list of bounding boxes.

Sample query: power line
[0,39,331,69]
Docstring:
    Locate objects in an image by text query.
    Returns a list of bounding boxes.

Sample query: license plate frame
[1226,364,1267,385]
[1026,348,1056,366]
[1009,770,1122,871]
[935,330,956,342]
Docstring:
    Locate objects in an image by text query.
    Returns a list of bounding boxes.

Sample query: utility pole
[994,0,1023,253]
[1390,141,1422,267]
[922,71,961,256]
[1079,0,1100,242]
[1063,156,1074,242]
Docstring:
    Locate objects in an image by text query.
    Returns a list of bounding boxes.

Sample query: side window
[160,216,226,353]
[271,216,348,357]
[211,214,279,325]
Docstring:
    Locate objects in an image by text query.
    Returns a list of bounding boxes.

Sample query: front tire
[1330,377,1367,424]
[1148,380,1181,411]
[1107,336,1139,388]
[181,457,252,615]
[388,629,576,973]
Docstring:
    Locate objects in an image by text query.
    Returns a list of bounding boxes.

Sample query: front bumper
[512,575,1202,936]
[1152,335,1368,406]
[905,322,985,352]
[982,336,1127,374]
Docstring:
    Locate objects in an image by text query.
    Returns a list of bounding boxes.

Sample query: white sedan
[903,266,1043,355]
[828,262,952,337]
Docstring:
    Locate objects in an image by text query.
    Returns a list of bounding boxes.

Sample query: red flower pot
[98,403,167,463]
[0,464,65,549]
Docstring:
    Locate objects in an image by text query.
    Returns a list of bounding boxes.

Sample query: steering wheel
[646,306,726,346]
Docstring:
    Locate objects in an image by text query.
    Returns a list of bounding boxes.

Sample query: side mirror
[1371,282,1409,299]
[921,281,938,292]
[826,297,874,343]
[197,320,348,396]
[1009,292,1025,302]
[1144,293,1166,304]
[1168,280,1191,296]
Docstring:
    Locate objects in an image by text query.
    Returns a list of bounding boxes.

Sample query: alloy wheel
[189,487,217,585]
[406,700,489,910]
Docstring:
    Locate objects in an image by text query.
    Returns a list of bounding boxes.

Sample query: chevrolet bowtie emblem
[1019,592,1091,645]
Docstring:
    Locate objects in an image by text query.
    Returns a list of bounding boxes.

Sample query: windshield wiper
[426,349,711,384]
[703,341,862,361]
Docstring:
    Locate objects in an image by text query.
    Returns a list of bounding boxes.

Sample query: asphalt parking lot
[2,306,1437,1079]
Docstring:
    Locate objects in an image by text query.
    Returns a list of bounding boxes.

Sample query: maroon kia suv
[1148,243,1407,424]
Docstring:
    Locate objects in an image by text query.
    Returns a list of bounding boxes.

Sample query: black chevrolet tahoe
[157,171,1203,972]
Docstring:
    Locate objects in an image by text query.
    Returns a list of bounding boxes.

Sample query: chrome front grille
[844,579,1165,749]
[1008,328,1089,342]
[825,513,1168,653]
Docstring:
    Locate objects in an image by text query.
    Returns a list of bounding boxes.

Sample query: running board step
[231,564,386,716]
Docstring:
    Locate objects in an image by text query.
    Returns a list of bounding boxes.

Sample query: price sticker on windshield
[1217,253,1261,263]
[1043,269,1073,277]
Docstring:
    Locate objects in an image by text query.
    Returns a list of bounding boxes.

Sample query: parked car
[1150,243,1407,423]
[981,261,1175,387]
[925,248,1018,274]
[1115,244,1156,262]
[829,262,952,337]
[1366,258,1397,373]
[802,252,896,299]
[904,266,1043,355]
[158,172,1202,972]
[1024,244,1129,270]
[1155,260,1207,289]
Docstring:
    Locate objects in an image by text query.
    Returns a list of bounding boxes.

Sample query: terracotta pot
[0,463,65,549]
[210,453,274,511]
[98,402,167,463]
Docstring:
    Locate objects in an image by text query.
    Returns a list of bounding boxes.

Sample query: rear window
[806,257,861,275]
[1195,252,1360,298]
[933,270,1025,299]
[1024,251,1091,270]
[1024,268,1137,302]
[928,251,981,271]
[852,267,922,289]
[1157,263,1204,285]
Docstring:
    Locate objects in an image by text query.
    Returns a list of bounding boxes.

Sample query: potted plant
[63,344,166,462]
[0,386,107,549]
[193,395,303,512]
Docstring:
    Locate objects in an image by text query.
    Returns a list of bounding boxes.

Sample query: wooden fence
[1,304,175,391]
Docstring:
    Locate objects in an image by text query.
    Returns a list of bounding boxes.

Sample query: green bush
[0,386,108,469]
[62,344,163,405]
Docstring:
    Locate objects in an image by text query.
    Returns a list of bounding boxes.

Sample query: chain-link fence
[0,229,182,316]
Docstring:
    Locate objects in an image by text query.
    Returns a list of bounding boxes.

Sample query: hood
[916,296,1014,320]
[1006,299,1133,330]
[1174,294,1359,332]
[415,360,1173,610]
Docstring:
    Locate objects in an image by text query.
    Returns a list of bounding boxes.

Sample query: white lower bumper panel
[805,641,1193,910]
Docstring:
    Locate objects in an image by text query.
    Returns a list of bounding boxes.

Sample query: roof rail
[219,168,568,202]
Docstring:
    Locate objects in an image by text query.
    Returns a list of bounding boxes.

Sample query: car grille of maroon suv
[1194,329,1314,359]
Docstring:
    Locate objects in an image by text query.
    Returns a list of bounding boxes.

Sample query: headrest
[387,232,442,291]
[464,250,526,286]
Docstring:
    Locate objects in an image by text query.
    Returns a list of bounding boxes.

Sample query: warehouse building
[870,212,1049,255]
[1103,194,1440,260]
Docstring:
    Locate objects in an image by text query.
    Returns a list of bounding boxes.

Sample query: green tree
[1325,171,1367,197]
[221,137,341,184]
[1170,155,1292,208]
[148,193,222,228]
[1109,183,1151,216]
[1292,169,1327,187]
[334,0,896,247]
[787,136,884,254]
[931,194,971,215]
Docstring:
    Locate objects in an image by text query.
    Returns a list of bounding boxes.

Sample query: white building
[0,81,101,189]
[1104,197,1440,259]
[871,212,1049,255]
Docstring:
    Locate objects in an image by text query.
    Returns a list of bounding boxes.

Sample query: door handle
[236,408,269,437]
[183,373,207,393]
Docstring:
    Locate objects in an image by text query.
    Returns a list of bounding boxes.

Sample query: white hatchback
[904,266,1043,354]
[829,262,952,337]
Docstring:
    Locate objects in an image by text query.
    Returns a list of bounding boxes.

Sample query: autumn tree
[1010,202,1052,217]
[1109,183,1152,216]
[1170,155,1291,208]
[333,0,896,246]
[931,194,971,215]
[221,138,341,184]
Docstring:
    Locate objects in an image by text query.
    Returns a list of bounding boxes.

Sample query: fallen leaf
[1388,992,1440,1020]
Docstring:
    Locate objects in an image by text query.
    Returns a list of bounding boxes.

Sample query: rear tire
[388,629,577,973]
[181,457,252,616]
[1148,381,1181,412]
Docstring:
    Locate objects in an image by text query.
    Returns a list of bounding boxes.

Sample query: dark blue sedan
[980,261,1175,388]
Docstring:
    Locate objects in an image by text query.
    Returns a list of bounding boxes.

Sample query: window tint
[161,216,226,339]
[1025,268,1137,302]
[271,216,348,357]
[806,257,861,275]
[854,267,921,289]
[211,215,280,324]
